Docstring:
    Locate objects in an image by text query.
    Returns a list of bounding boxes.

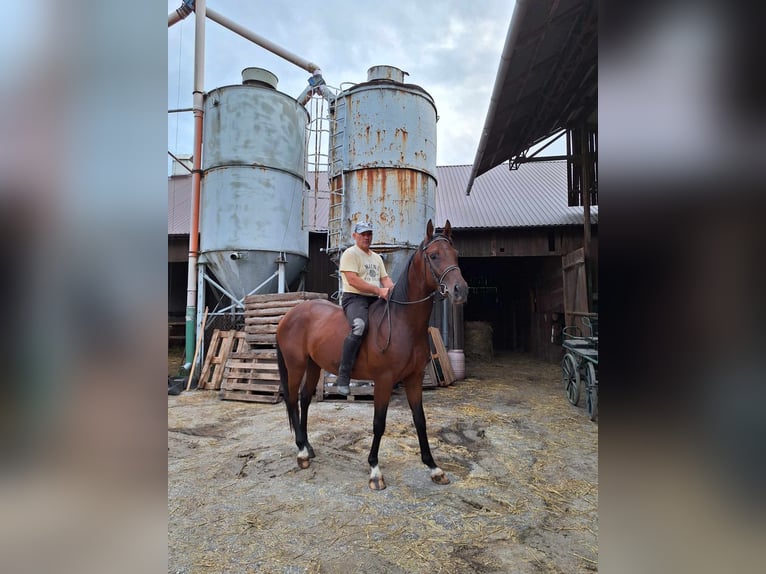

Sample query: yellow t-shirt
[339,245,389,295]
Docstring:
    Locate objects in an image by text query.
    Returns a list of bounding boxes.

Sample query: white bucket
[447,350,465,381]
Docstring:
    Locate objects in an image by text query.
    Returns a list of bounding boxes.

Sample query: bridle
[376,235,460,351]
[422,236,461,297]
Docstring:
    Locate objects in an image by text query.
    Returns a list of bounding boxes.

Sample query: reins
[375,235,459,352]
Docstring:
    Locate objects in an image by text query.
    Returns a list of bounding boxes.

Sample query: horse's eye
[429,253,438,260]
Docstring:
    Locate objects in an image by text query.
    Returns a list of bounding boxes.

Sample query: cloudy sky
[168,0,517,171]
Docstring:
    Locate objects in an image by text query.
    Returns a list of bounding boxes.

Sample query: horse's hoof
[368,477,387,490]
[431,472,450,485]
[297,457,311,469]
[307,445,316,459]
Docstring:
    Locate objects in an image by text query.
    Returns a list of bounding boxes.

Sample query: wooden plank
[428,327,454,386]
[225,363,279,372]
[244,316,286,325]
[244,305,304,317]
[231,350,278,360]
[224,383,282,393]
[245,333,278,345]
[422,363,438,388]
[245,300,311,311]
[244,291,327,304]
[562,248,589,329]
[316,370,326,401]
[220,391,281,404]
[243,324,279,335]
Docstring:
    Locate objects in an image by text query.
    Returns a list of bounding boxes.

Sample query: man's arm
[342,271,392,299]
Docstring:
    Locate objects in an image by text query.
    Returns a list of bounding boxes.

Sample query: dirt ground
[168,350,598,573]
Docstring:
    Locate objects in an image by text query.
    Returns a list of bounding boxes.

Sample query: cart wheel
[585,362,598,421]
[562,353,580,406]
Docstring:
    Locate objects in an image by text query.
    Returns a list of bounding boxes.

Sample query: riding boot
[336,333,362,396]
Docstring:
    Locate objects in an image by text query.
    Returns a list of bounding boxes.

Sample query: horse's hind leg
[281,359,313,469]
[299,359,321,460]
[404,375,450,485]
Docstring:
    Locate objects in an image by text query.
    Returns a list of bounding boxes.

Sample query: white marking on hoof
[430,467,450,485]
[368,465,386,490]
[297,447,311,469]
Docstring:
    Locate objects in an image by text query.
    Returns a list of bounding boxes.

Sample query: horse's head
[422,219,469,304]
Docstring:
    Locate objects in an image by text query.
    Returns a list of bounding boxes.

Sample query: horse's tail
[276,343,295,434]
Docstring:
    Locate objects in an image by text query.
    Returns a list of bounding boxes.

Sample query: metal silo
[327,65,437,282]
[200,68,310,300]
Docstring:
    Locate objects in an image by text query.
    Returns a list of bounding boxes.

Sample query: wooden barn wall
[451,227,598,363]
[168,235,190,263]
[452,227,597,258]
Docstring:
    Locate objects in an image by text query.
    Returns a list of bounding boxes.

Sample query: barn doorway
[460,256,564,361]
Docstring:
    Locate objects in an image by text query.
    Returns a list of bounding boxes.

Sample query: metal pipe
[580,124,592,312]
[168,107,194,114]
[465,0,530,195]
[168,0,194,27]
[184,0,206,368]
[205,7,319,73]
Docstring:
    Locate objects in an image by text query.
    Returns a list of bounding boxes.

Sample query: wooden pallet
[422,361,439,389]
[244,292,328,347]
[318,371,374,401]
[427,327,455,387]
[198,330,249,390]
[219,349,282,403]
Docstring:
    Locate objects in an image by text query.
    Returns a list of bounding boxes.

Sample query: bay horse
[276,220,468,490]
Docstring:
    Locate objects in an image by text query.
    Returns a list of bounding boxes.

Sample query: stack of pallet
[217,292,328,404]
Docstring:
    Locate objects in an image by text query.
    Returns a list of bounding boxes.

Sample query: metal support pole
[184,0,206,367]
[277,253,287,293]
[580,124,592,312]
[195,259,206,374]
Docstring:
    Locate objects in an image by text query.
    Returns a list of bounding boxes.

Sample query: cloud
[167,0,516,167]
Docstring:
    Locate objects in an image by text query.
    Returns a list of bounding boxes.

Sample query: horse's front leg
[404,374,450,485]
[367,391,391,490]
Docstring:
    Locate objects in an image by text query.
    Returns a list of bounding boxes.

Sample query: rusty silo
[327,65,437,282]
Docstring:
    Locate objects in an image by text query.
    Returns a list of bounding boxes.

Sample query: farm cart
[561,316,598,421]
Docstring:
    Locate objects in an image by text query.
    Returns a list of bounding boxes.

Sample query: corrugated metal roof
[168,176,191,234]
[437,161,597,228]
[167,161,596,234]
[468,0,597,192]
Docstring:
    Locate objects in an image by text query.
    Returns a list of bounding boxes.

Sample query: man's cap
[354,221,373,234]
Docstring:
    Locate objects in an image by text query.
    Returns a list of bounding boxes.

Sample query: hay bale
[464,321,494,360]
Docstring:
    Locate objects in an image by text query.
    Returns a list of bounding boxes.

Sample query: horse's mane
[383,233,451,305]
[389,247,418,302]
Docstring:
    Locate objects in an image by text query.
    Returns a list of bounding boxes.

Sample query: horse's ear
[444,220,452,239]
[426,219,434,241]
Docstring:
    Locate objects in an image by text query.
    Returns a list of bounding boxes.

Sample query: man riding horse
[335,220,395,395]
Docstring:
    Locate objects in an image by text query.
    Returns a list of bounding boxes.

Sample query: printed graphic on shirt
[362,262,379,282]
